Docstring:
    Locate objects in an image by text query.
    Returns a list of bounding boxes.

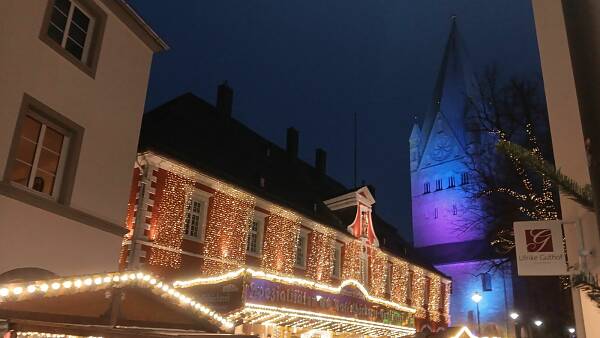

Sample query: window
[424,279,430,305]
[47,0,95,62]
[407,272,413,302]
[482,273,492,291]
[9,115,69,198]
[359,251,369,286]
[452,204,458,215]
[385,262,393,295]
[246,217,264,256]
[332,243,342,278]
[423,182,430,194]
[41,0,106,77]
[184,198,205,239]
[295,231,308,268]
[434,208,438,219]
[448,176,455,188]
[435,179,443,191]
[461,172,470,185]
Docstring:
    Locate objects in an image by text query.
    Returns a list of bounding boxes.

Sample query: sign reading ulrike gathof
[514,220,568,276]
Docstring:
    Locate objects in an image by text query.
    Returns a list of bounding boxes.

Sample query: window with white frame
[295,231,308,268]
[9,115,69,198]
[332,243,342,278]
[184,197,207,240]
[246,216,264,255]
[47,0,96,63]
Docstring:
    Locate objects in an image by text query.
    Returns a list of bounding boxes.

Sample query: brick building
[120,85,451,337]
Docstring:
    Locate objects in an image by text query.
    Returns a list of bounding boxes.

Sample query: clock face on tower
[430,133,453,161]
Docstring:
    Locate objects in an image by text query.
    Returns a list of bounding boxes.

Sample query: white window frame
[183,190,210,242]
[246,212,265,257]
[295,229,309,269]
[50,0,96,63]
[10,113,70,200]
[331,242,343,279]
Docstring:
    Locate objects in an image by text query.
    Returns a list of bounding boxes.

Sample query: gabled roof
[0,271,233,333]
[418,18,478,158]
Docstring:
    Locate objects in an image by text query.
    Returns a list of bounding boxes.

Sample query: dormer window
[461,172,470,185]
[448,176,455,188]
[424,183,430,194]
[435,179,443,191]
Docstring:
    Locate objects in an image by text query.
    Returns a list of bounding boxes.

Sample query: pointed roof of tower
[419,17,478,154]
[409,122,421,142]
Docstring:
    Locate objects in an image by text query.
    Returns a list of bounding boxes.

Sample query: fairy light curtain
[342,239,363,281]
[390,259,410,305]
[412,267,427,319]
[428,275,442,322]
[369,248,388,297]
[202,184,256,275]
[306,225,336,283]
[261,208,301,274]
[148,170,195,269]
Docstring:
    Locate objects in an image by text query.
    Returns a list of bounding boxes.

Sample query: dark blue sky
[128,0,542,240]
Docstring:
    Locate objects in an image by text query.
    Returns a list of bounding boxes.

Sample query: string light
[202,183,255,275]
[173,267,416,313]
[443,282,451,323]
[341,240,362,281]
[369,248,388,297]
[148,170,195,269]
[0,271,234,331]
[16,332,102,338]
[261,207,301,274]
[428,275,442,322]
[450,326,478,338]
[235,303,416,336]
[411,268,427,318]
[306,225,336,283]
[389,258,410,305]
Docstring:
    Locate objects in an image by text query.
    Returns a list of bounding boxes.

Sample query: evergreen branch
[497,140,595,211]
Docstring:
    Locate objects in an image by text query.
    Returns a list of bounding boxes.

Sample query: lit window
[246,217,264,255]
[424,182,430,194]
[184,197,206,240]
[295,231,308,268]
[47,0,95,63]
[332,243,342,278]
[482,273,492,291]
[9,115,69,198]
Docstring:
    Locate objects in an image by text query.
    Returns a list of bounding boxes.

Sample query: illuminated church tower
[410,19,515,337]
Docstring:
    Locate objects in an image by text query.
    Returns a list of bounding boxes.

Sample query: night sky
[128,0,543,240]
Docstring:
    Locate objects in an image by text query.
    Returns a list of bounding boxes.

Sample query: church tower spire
[418,17,478,156]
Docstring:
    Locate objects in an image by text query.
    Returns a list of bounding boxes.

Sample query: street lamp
[568,327,575,336]
[534,320,543,327]
[510,312,519,320]
[471,292,482,335]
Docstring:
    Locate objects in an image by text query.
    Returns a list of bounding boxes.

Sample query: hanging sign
[514,220,568,276]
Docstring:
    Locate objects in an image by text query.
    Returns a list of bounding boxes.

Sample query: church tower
[409,19,515,337]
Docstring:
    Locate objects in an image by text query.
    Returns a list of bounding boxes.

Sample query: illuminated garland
[411,268,427,318]
[342,240,363,281]
[390,259,410,305]
[0,271,234,330]
[148,170,194,268]
[202,184,255,275]
[443,282,451,323]
[261,207,301,274]
[428,275,442,322]
[306,225,336,283]
[369,248,388,297]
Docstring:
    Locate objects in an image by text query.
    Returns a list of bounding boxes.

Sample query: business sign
[514,220,568,276]
[244,278,414,327]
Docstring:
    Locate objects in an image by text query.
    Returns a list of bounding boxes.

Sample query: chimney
[216,81,233,116]
[286,127,299,159]
[315,148,326,175]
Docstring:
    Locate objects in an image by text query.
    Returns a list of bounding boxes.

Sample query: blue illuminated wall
[409,20,516,338]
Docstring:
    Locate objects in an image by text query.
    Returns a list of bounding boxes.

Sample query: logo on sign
[525,229,553,252]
